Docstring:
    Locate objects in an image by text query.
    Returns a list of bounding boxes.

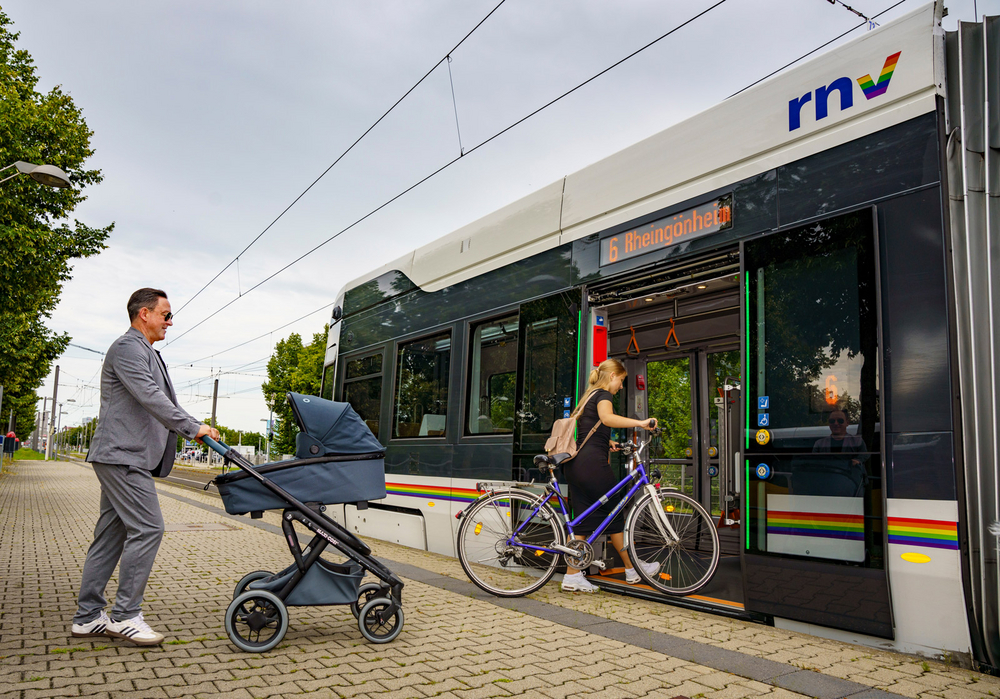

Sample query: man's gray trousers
[73,462,164,623]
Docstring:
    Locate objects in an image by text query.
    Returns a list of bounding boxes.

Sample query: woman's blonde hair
[570,358,627,418]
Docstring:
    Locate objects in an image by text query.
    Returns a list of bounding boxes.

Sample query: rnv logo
[789,52,901,131]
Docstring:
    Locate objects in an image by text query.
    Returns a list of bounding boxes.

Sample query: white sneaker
[106,612,164,646]
[561,572,598,593]
[625,559,660,584]
[71,610,111,638]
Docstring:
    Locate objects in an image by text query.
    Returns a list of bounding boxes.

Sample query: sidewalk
[0,460,996,699]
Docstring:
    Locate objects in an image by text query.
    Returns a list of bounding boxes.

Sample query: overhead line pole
[46,366,59,460]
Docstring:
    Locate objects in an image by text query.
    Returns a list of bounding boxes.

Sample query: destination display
[600,194,733,266]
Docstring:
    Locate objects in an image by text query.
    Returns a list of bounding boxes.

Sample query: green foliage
[262,327,327,455]
[0,10,111,438]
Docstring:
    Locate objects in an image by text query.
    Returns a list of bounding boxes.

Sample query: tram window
[320,365,335,401]
[393,332,451,439]
[342,351,383,439]
[466,315,518,435]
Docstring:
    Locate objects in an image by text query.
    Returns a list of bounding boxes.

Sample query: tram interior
[585,252,746,613]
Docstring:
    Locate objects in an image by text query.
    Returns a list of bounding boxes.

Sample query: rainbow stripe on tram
[857,51,901,99]
[888,516,958,550]
[767,510,864,541]
[385,482,480,503]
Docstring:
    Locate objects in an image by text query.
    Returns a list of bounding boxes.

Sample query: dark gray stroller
[204,392,403,652]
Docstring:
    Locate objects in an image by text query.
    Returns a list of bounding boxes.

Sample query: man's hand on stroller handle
[195,423,221,445]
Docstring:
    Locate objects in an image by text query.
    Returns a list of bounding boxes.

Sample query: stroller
[203,392,404,652]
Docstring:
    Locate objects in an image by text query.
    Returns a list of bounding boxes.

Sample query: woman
[561,358,657,592]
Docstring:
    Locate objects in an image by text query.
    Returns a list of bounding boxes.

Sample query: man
[71,289,220,646]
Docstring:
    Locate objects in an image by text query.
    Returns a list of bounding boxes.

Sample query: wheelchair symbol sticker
[757,413,770,427]
[563,410,571,418]
[756,463,771,479]
[758,396,769,409]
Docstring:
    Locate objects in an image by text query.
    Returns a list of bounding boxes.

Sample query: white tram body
[321,3,1000,668]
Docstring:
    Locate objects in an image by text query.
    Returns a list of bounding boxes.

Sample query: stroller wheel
[351,583,386,620]
[225,590,289,653]
[233,570,274,599]
[358,597,404,644]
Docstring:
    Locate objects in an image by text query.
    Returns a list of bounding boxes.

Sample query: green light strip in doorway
[745,271,750,451]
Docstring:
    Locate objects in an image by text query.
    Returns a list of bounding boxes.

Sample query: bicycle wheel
[625,490,720,596]
[457,491,564,597]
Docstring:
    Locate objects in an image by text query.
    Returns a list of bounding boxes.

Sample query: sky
[4,0,995,437]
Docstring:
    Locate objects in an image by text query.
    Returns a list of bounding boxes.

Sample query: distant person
[794,409,868,497]
[71,289,220,646]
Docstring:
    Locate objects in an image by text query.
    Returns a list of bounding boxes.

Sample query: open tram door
[584,251,749,613]
[741,209,892,640]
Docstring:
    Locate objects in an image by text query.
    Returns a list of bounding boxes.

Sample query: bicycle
[455,424,720,597]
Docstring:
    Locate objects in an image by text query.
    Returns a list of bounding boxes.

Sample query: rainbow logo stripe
[385,482,480,503]
[767,510,864,541]
[857,51,901,100]
[888,516,958,550]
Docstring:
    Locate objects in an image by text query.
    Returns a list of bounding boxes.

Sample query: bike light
[474,522,483,535]
[666,505,675,512]
[660,573,672,580]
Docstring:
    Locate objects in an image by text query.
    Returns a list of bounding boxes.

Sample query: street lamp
[0,161,72,188]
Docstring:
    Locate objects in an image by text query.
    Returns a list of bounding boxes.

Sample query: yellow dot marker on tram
[901,552,932,563]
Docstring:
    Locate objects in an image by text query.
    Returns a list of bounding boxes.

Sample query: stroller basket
[248,559,364,606]
[215,453,386,515]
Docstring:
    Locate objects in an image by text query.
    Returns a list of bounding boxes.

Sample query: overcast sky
[4,0,994,438]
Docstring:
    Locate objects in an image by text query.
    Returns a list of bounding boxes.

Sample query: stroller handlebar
[201,436,231,456]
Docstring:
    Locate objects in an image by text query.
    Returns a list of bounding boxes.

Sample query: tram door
[644,349,742,555]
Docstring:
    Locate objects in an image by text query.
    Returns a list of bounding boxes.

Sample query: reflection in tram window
[392,333,451,439]
[745,210,883,569]
[466,315,518,435]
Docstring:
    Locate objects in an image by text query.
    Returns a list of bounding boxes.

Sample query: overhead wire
[729,0,908,98]
[173,0,509,317]
[163,0,731,349]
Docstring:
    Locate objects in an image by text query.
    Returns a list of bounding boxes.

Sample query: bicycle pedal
[591,560,607,571]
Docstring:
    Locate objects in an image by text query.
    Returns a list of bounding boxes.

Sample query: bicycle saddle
[533,453,572,470]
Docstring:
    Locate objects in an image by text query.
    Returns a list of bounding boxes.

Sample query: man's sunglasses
[158,311,173,321]
[829,418,845,424]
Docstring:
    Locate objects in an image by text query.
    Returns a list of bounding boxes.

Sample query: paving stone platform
[0,459,997,699]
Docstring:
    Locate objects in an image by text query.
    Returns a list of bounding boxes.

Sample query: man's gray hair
[127,288,167,322]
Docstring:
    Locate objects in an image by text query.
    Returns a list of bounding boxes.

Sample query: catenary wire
[729,0,908,98]
[173,0,508,317]
[163,0,731,349]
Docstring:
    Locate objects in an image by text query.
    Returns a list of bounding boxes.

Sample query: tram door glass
[647,350,740,515]
[647,357,694,499]
[745,210,883,569]
[512,292,578,479]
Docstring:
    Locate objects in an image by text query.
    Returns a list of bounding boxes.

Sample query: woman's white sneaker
[625,559,661,584]
[561,572,598,592]
[71,610,111,638]
[106,613,164,646]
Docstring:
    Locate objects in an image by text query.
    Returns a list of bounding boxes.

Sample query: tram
[318,2,1000,669]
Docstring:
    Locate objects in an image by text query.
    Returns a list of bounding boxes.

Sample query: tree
[0,10,112,438]
[262,327,327,456]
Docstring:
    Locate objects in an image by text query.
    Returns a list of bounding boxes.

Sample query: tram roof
[343,1,943,298]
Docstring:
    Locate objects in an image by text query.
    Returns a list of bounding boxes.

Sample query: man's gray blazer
[87,327,201,478]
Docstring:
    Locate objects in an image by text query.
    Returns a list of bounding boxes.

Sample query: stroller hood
[287,392,385,459]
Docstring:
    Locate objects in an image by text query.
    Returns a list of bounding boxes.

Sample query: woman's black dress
[564,389,625,535]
